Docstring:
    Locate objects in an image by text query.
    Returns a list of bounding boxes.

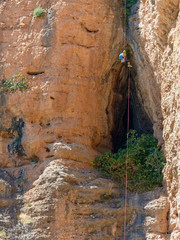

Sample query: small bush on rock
[126,0,138,17]
[93,130,165,193]
[33,6,45,18]
[0,74,28,92]
[31,154,39,163]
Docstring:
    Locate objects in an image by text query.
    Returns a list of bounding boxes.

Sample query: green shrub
[101,193,112,200]
[33,6,45,18]
[119,0,137,28]
[93,130,165,193]
[31,154,39,163]
[126,0,138,17]
[0,74,28,92]
[17,178,27,185]
[26,202,32,207]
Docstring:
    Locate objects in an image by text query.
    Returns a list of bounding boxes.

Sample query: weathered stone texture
[2,159,166,240]
[0,0,123,167]
[0,0,132,239]
[0,0,179,239]
[129,0,180,239]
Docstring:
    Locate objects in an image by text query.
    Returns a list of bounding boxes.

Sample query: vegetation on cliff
[126,0,138,17]
[93,130,165,193]
[33,7,46,18]
[0,74,28,93]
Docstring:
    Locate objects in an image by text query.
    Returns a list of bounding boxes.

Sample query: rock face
[1,160,166,240]
[128,0,180,239]
[0,0,125,168]
[0,0,179,239]
[0,170,16,208]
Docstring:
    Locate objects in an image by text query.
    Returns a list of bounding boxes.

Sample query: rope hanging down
[123,68,131,240]
[123,0,130,239]
[123,0,127,46]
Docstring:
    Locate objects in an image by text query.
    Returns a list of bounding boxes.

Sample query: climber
[119,50,132,68]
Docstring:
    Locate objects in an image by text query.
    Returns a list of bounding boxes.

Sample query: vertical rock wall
[0,0,124,167]
[0,0,179,239]
[0,1,142,240]
[128,0,180,239]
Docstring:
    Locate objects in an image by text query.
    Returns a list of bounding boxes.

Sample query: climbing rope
[123,67,131,240]
[119,0,130,237]
[123,0,127,46]
[122,0,130,238]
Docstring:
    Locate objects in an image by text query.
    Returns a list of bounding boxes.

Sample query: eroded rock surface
[0,0,179,239]
[0,160,166,240]
[129,0,180,239]
[0,0,125,168]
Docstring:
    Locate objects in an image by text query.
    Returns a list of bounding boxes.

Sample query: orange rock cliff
[0,0,179,239]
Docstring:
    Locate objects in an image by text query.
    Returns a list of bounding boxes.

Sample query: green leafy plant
[17,178,27,185]
[31,154,39,163]
[26,203,32,207]
[119,0,138,28]
[100,193,112,200]
[0,74,28,93]
[93,130,165,193]
[126,0,138,17]
[33,6,46,18]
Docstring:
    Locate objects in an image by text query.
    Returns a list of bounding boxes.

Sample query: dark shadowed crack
[7,117,25,157]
